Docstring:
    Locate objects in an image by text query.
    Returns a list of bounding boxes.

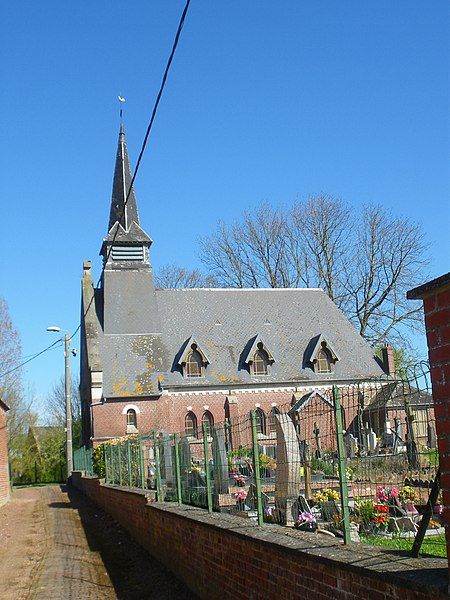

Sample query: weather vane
[118,95,126,120]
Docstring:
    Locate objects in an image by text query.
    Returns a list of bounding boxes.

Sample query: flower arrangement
[295,512,317,531]
[356,498,389,530]
[235,488,248,510]
[399,485,417,504]
[264,506,276,523]
[232,474,246,487]
[235,489,248,502]
[314,488,339,503]
[376,486,399,503]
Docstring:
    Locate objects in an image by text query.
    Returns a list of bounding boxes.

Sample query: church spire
[108,124,140,232]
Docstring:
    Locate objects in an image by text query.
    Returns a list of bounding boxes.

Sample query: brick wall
[71,473,446,599]
[0,403,10,506]
[91,386,362,448]
[408,273,450,578]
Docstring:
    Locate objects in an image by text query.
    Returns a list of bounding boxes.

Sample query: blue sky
[2,1,449,408]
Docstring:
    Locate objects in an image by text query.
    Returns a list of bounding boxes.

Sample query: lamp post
[47,326,74,478]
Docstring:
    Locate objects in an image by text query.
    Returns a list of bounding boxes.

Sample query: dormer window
[253,344,269,375]
[317,345,332,373]
[186,347,203,378]
[176,337,210,379]
[241,335,275,375]
[307,334,339,374]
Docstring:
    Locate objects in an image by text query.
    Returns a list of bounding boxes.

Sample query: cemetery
[78,370,443,557]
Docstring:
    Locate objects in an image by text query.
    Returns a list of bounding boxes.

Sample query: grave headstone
[179,436,192,502]
[392,417,404,454]
[274,413,302,526]
[160,433,173,481]
[247,483,270,511]
[212,426,229,495]
[344,433,358,459]
[427,423,437,449]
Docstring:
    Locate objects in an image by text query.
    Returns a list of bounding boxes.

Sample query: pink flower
[235,490,248,501]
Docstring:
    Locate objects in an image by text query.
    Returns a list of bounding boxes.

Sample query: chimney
[381,344,395,375]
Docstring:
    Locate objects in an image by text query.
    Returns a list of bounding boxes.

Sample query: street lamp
[47,325,76,479]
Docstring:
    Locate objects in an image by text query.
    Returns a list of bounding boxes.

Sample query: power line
[0,3,192,382]
[100,0,192,277]
[71,0,192,342]
[0,338,63,380]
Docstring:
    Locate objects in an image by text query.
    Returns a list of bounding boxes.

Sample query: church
[79,126,386,447]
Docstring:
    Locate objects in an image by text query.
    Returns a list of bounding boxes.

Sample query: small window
[185,348,203,378]
[317,347,332,373]
[201,411,214,436]
[255,408,266,435]
[185,412,198,438]
[253,345,269,375]
[126,409,137,427]
[269,407,280,434]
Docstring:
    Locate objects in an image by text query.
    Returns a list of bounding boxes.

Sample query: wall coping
[146,501,448,596]
[407,272,450,299]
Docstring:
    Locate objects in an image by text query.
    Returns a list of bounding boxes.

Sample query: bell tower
[100,125,161,335]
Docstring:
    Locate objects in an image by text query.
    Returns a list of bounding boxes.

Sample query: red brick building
[80,126,387,448]
[408,272,450,576]
[0,399,10,506]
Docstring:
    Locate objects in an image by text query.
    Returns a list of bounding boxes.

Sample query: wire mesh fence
[85,362,444,557]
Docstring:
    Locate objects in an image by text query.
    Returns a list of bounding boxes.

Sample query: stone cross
[313,421,322,459]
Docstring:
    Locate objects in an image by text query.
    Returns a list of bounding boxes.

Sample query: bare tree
[199,197,428,346]
[290,195,352,308]
[200,204,302,288]
[45,375,81,426]
[346,205,427,344]
[0,297,29,445]
[45,375,82,448]
[155,264,217,288]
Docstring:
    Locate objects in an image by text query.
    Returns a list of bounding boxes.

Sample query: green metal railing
[73,446,94,476]
[90,363,444,556]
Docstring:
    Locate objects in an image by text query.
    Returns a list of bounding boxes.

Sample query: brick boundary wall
[0,403,10,506]
[408,272,450,583]
[71,473,447,599]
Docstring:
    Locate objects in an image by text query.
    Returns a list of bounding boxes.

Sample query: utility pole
[65,333,73,477]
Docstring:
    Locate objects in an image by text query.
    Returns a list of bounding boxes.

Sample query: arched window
[269,407,280,434]
[185,412,198,438]
[253,345,269,375]
[255,408,266,435]
[201,411,214,436]
[317,347,332,373]
[185,348,203,378]
[126,408,137,428]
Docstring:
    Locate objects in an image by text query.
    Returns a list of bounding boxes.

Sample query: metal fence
[87,363,445,557]
[73,446,94,477]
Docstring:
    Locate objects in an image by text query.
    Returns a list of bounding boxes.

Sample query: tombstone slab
[274,413,302,525]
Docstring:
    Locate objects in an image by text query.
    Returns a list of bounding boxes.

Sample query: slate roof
[94,287,384,398]
[82,126,385,400]
[367,382,433,411]
[108,124,140,233]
